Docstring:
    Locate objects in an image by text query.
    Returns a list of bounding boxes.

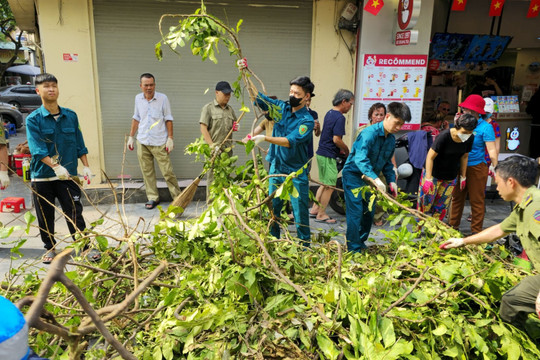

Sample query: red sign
[63,53,79,62]
[428,60,440,71]
[397,0,420,30]
[395,31,411,46]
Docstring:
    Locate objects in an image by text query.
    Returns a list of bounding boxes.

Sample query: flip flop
[314,217,337,224]
[145,200,160,210]
[86,249,102,262]
[42,250,57,264]
[309,213,317,218]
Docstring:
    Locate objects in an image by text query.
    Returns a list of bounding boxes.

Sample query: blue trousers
[269,163,310,243]
[342,169,374,252]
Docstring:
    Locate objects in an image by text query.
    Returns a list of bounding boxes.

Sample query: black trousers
[32,180,86,250]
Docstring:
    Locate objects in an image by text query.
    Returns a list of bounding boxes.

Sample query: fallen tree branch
[382,266,429,316]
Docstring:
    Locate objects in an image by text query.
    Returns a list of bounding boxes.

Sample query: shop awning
[6,65,41,76]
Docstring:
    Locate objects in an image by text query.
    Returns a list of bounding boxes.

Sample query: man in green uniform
[440,155,540,340]
[0,124,9,189]
[200,81,238,202]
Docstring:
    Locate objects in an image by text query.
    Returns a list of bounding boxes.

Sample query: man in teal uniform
[26,73,97,264]
[251,76,315,244]
[441,156,540,340]
[342,102,411,252]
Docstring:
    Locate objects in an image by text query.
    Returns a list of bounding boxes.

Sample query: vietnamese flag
[451,0,467,11]
[489,0,506,16]
[528,0,540,18]
[364,0,384,16]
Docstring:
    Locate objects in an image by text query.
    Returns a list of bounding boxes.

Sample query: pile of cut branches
[2,147,539,359]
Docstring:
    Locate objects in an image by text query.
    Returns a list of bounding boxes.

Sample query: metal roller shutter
[93,0,313,179]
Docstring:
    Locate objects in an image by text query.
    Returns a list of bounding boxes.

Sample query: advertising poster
[359,54,428,130]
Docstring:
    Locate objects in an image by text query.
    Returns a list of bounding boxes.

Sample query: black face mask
[289,95,303,108]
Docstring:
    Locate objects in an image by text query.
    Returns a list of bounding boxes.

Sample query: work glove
[0,170,10,189]
[439,238,465,250]
[53,165,70,180]
[422,178,434,193]
[127,136,135,151]
[536,290,540,319]
[236,58,248,70]
[82,166,93,185]
[251,135,266,145]
[459,176,466,190]
[210,143,221,157]
[389,182,398,197]
[374,178,386,193]
[242,134,252,143]
[232,121,240,132]
[165,137,174,153]
[488,164,495,177]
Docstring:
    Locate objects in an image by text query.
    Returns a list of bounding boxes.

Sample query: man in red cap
[449,94,498,234]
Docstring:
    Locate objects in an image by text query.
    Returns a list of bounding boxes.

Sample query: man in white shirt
[127,73,181,209]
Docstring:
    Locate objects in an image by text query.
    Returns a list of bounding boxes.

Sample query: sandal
[42,250,57,264]
[86,249,102,262]
[314,217,337,224]
[145,200,160,210]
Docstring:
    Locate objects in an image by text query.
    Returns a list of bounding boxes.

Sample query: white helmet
[397,163,413,179]
[484,97,495,114]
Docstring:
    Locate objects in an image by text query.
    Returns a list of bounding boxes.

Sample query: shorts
[317,154,338,186]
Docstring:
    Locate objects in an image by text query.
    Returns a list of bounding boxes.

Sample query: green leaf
[443,345,460,357]
[162,339,174,360]
[155,41,163,61]
[245,140,255,154]
[239,105,250,113]
[378,317,396,348]
[432,324,447,336]
[95,236,108,252]
[243,267,256,286]
[10,239,26,259]
[24,211,36,234]
[316,333,340,360]
[153,346,163,360]
[236,19,243,33]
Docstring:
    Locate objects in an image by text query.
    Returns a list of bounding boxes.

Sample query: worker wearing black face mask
[248,76,315,246]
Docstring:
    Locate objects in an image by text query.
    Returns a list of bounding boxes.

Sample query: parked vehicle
[0,85,42,112]
[0,102,24,128]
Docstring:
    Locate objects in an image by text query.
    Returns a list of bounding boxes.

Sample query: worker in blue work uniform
[249,76,315,244]
[342,102,412,252]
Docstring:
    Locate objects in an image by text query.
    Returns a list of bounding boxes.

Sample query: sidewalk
[0,172,513,281]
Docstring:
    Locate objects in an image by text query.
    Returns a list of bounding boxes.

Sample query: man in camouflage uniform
[200,81,237,202]
[441,155,540,340]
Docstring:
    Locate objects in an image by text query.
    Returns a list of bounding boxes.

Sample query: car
[0,85,42,112]
[0,102,24,128]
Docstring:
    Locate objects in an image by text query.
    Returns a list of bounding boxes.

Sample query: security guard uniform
[499,186,540,339]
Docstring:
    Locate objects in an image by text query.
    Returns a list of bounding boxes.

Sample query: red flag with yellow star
[489,0,506,16]
[451,0,467,11]
[527,0,540,18]
[364,0,384,16]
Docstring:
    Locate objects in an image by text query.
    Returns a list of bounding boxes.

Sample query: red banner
[364,0,384,16]
[489,0,506,17]
[528,0,540,18]
[451,0,467,11]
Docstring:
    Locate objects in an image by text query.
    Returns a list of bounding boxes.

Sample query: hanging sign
[395,0,421,45]
[358,54,428,130]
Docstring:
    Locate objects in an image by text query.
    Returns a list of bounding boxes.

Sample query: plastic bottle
[22,157,30,182]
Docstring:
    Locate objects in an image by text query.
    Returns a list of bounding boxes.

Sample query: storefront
[423,0,540,158]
